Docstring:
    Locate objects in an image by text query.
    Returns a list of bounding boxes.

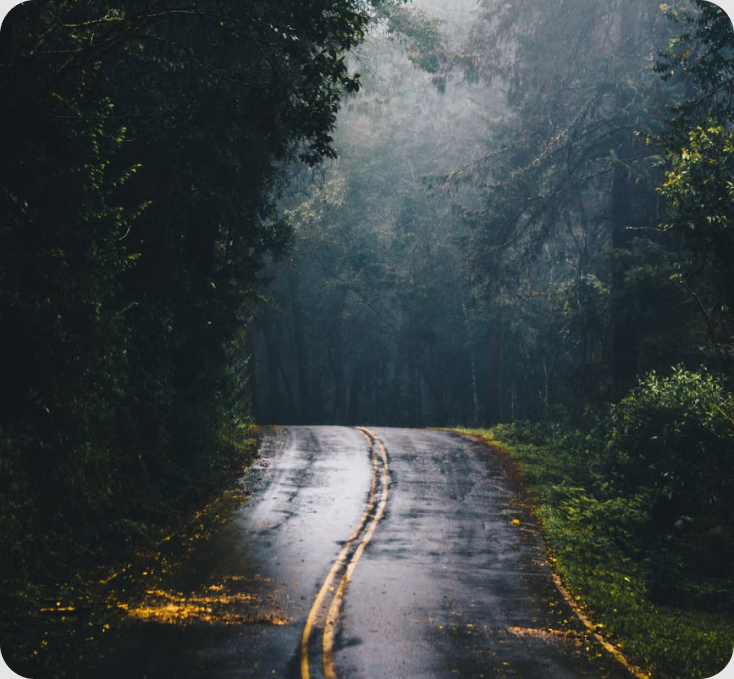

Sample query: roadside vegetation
[458,366,734,679]
[1,423,260,677]
[2,0,734,676]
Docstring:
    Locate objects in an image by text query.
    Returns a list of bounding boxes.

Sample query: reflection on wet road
[87,426,635,679]
[300,428,389,679]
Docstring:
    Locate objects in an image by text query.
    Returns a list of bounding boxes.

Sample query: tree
[446,0,685,413]
[655,2,734,360]
[249,12,493,426]
[0,0,386,590]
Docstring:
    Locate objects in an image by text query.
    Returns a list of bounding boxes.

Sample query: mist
[2,1,734,676]
[249,0,496,426]
[248,0,690,427]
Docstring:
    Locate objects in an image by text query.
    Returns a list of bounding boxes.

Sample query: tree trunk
[287,269,310,424]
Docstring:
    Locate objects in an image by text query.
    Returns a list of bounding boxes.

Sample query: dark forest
[1,1,733,677]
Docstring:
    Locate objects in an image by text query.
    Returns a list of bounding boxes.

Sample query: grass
[455,424,734,679]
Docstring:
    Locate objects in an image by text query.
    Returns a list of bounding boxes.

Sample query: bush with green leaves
[607,366,734,593]
[470,415,734,678]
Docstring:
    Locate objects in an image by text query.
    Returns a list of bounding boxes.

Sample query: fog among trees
[248,0,733,429]
[1,1,734,676]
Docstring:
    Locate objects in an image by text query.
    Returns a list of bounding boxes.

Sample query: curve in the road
[323,428,390,679]
[300,427,390,679]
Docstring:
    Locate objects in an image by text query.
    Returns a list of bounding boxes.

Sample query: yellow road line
[300,429,381,679]
[550,572,651,679]
[322,428,389,679]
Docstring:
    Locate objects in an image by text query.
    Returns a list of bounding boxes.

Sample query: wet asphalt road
[84,426,634,679]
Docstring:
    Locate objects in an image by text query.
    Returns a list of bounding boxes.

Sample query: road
[82,426,634,679]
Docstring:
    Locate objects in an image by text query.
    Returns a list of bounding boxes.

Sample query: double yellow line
[300,427,389,679]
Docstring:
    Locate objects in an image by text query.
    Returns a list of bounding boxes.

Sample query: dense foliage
[251,0,734,425]
[2,0,734,676]
[249,2,491,426]
[472,422,733,679]
[655,1,734,360]
[0,0,381,600]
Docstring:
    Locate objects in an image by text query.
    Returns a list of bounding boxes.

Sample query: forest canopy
[1,1,734,676]
[251,0,734,426]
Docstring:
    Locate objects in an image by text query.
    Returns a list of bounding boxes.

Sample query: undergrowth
[0,422,260,678]
[457,422,734,679]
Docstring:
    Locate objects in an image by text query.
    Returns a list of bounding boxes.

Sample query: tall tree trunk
[486,330,503,423]
[287,269,310,424]
[327,297,346,424]
[461,295,480,426]
[609,0,640,397]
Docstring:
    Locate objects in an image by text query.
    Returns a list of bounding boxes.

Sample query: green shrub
[469,422,734,679]
[608,366,734,517]
[607,366,734,598]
